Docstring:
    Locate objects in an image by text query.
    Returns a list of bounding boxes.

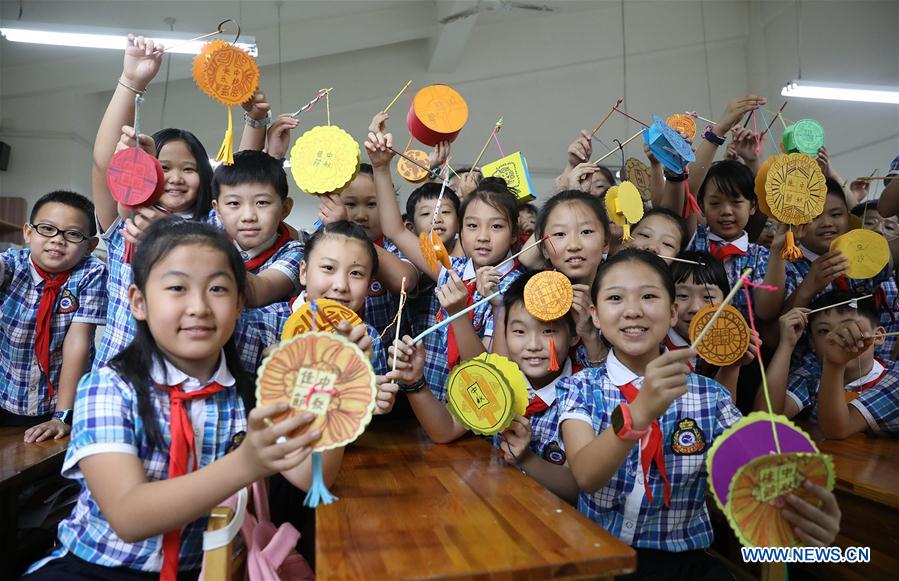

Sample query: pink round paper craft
[107,147,164,208]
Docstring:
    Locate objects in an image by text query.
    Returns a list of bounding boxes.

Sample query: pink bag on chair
[201,479,315,581]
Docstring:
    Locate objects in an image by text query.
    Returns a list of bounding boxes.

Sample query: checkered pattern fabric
[850,361,899,434]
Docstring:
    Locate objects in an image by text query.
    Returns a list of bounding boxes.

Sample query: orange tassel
[548,337,560,371]
[781,229,803,261]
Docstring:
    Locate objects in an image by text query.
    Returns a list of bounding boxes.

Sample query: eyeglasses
[29,223,90,244]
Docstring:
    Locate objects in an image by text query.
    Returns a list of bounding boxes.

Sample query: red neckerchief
[846,359,889,402]
[159,381,226,581]
[682,179,701,219]
[709,240,746,262]
[32,259,71,398]
[663,334,695,372]
[525,397,549,417]
[243,223,291,271]
[446,260,519,368]
[373,236,385,248]
[617,382,671,508]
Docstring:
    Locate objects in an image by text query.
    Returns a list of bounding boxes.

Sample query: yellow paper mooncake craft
[624,158,653,203]
[476,353,529,417]
[396,149,431,183]
[280,298,363,340]
[419,229,451,273]
[830,229,890,280]
[289,125,361,195]
[604,181,644,240]
[688,303,750,367]
[523,271,574,322]
[446,358,515,436]
[765,153,827,260]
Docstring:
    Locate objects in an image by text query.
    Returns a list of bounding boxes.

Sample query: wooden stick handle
[807,294,873,314]
[383,80,412,113]
[855,176,896,181]
[592,129,646,165]
[590,98,623,138]
[493,236,547,272]
[472,118,503,169]
[391,277,407,373]
[690,268,753,350]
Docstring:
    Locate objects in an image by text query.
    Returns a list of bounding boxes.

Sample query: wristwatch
[611,403,650,441]
[53,409,73,426]
[398,378,426,394]
[244,111,272,129]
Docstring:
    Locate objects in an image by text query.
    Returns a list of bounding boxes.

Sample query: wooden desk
[804,424,899,579]
[0,427,69,579]
[316,421,636,580]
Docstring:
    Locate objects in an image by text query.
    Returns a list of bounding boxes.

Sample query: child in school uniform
[557,249,840,579]
[815,314,899,438]
[0,191,107,443]
[620,208,689,260]
[767,291,888,421]
[366,129,522,402]
[667,250,761,399]
[24,219,323,580]
[210,150,303,373]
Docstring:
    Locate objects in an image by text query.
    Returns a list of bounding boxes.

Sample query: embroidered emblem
[368,279,386,298]
[57,289,78,314]
[543,441,566,465]
[226,431,246,454]
[671,417,706,455]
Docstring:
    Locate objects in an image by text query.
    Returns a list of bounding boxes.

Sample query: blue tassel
[303,451,337,508]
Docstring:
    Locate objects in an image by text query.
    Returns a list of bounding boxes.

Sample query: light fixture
[782,81,899,105]
[0,22,257,56]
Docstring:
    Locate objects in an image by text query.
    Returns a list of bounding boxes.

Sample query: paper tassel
[622,223,632,240]
[303,452,337,508]
[781,230,802,261]
[215,107,235,166]
[548,337,560,372]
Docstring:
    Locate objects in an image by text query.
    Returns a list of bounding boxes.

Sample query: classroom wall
[0,0,896,230]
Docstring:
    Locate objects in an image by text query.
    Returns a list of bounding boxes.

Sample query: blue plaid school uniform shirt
[850,360,899,434]
[256,292,388,375]
[0,249,107,416]
[365,237,410,337]
[689,225,798,320]
[96,211,221,366]
[29,353,246,574]
[556,349,742,551]
[789,356,891,422]
[232,238,303,374]
[423,256,522,402]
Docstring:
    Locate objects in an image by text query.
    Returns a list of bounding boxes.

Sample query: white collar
[461,253,516,282]
[29,258,67,286]
[708,229,749,253]
[235,230,279,261]
[174,209,194,220]
[846,359,885,390]
[606,349,643,388]
[528,358,572,406]
[666,328,689,347]
[149,350,235,392]
[291,291,309,313]
[800,244,820,262]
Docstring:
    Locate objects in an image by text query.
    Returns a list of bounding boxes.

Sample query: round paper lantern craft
[396,149,431,183]
[604,181,645,239]
[830,229,890,280]
[281,298,363,340]
[106,147,164,209]
[666,113,697,141]
[289,125,361,195]
[624,158,652,202]
[523,271,573,322]
[446,358,515,436]
[728,453,834,547]
[476,353,529,417]
[256,332,377,451]
[688,303,750,367]
[783,119,824,156]
[754,155,780,219]
[191,39,260,107]
[419,229,451,273]
[764,153,827,225]
[407,84,468,146]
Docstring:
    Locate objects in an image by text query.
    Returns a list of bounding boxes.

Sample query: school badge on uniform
[57,289,78,314]
[543,441,566,465]
[368,279,386,298]
[226,431,246,454]
[671,417,706,455]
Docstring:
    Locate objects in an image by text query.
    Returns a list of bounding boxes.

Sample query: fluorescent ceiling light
[782,80,899,105]
[0,23,257,56]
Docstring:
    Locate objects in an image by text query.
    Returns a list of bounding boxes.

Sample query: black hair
[535,189,610,240]
[850,200,879,218]
[592,248,675,303]
[595,165,618,188]
[30,190,97,237]
[212,150,289,200]
[520,203,538,216]
[697,160,757,208]
[109,218,250,452]
[808,290,880,328]
[303,220,379,275]
[153,128,214,221]
[636,207,689,252]
[669,250,730,297]
[358,163,374,177]
[458,177,520,238]
[406,182,461,223]
[503,271,576,335]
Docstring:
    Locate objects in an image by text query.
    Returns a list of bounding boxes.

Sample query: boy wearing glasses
[0,191,107,442]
